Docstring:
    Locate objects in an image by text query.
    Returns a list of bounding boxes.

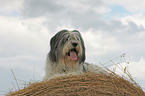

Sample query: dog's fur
[43,30,106,81]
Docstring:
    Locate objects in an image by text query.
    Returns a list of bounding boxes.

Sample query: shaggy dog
[43,30,105,80]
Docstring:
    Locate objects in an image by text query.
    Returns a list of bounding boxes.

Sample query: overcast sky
[0,0,145,93]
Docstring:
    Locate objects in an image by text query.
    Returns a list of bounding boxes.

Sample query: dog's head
[49,29,85,66]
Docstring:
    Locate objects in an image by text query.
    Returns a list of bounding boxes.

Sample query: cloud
[82,30,121,62]
[0,16,50,91]
[0,0,23,11]
[129,58,145,90]
[111,57,145,90]
[129,58,145,80]
[21,0,109,31]
[121,14,145,28]
[0,0,23,16]
[103,0,145,13]
[22,0,105,18]
[22,0,71,18]
[1,0,145,92]
[0,16,50,77]
[21,0,145,33]
[20,0,145,62]
[0,16,49,56]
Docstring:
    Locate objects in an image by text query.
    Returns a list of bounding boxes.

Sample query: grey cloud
[22,0,145,33]
[21,0,145,61]
[21,0,104,31]
[1,0,145,91]
[22,0,65,18]
[22,0,103,17]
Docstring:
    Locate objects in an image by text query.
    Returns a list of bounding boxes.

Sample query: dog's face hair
[49,29,85,66]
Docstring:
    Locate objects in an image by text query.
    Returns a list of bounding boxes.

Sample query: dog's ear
[80,36,86,64]
[49,29,69,62]
[73,30,86,64]
[49,34,58,62]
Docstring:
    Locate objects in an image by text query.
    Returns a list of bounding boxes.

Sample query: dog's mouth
[67,49,78,61]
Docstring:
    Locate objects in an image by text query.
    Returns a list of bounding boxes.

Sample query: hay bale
[8,73,145,96]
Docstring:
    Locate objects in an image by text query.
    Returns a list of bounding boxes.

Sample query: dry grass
[6,53,145,95]
[8,73,145,96]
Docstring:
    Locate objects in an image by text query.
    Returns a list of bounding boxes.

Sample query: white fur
[43,58,106,81]
[43,58,83,81]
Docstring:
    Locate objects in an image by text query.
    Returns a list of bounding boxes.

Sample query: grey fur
[44,29,106,80]
[48,29,85,64]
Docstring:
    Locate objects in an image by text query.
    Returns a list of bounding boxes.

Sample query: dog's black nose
[72,42,78,47]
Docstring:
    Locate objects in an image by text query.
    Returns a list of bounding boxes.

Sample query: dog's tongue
[70,51,77,60]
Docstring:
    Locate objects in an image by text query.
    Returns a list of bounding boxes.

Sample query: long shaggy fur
[43,29,105,80]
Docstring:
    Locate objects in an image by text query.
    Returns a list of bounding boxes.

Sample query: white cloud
[82,30,121,57]
[129,58,145,80]
[111,57,145,90]
[121,14,145,28]
[0,0,23,10]
[0,0,24,16]
[1,0,145,92]
[0,16,49,57]
[0,16,49,81]
[129,59,145,91]
[0,16,50,91]
[103,0,145,13]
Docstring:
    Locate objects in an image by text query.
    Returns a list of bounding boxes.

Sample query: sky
[0,0,145,93]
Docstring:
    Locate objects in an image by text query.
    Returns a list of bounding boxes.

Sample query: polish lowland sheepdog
[43,29,106,80]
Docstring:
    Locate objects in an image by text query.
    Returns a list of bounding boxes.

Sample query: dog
[43,29,106,81]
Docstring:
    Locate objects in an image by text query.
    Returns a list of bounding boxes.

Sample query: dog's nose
[72,42,78,47]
